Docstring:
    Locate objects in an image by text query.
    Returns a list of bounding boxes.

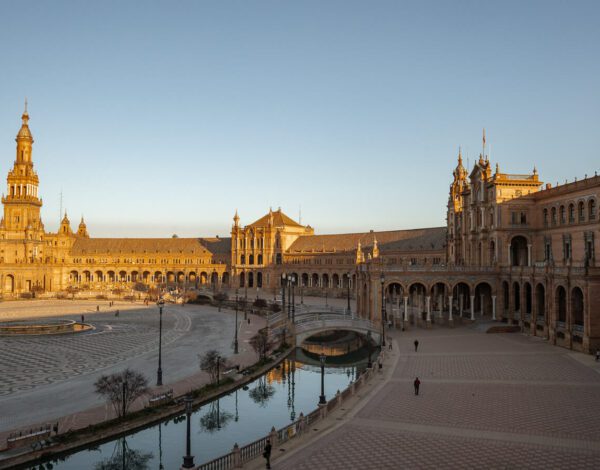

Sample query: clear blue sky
[1,1,598,237]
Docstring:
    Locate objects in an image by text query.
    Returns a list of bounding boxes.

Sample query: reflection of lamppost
[157,299,165,386]
[319,352,327,405]
[234,293,239,354]
[380,273,386,347]
[346,272,351,314]
[291,274,296,323]
[182,396,194,468]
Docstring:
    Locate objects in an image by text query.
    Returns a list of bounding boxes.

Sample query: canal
[30,347,372,469]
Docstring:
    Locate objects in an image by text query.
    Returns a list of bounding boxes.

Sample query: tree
[199,350,228,384]
[94,437,153,470]
[133,282,148,293]
[249,330,273,360]
[214,292,227,311]
[94,369,148,418]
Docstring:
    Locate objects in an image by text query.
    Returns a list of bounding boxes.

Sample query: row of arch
[238,272,355,289]
[68,270,230,286]
[543,198,597,226]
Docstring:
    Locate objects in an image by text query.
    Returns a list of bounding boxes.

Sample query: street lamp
[346,272,351,315]
[291,274,296,323]
[182,395,195,468]
[281,273,287,318]
[216,354,221,386]
[234,293,239,354]
[366,331,373,368]
[157,298,165,386]
[319,351,327,405]
[380,273,386,347]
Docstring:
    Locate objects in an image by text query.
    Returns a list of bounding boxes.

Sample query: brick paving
[278,325,600,469]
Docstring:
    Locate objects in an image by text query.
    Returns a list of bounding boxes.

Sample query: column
[527,244,532,267]
[403,296,409,323]
[459,295,463,317]
[438,295,443,319]
[492,295,497,321]
[448,295,454,326]
[480,294,485,317]
[470,295,475,321]
[426,296,431,327]
[507,244,512,265]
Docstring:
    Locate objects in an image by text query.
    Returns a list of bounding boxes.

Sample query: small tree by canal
[94,369,149,419]
[249,330,273,360]
[199,349,228,384]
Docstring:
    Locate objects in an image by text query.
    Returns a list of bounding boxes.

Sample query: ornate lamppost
[291,274,296,323]
[346,272,351,315]
[380,273,386,347]
[281,273,287,318]
[319,351,327,405]
[366,330,373,368]
[234,293,239,354]
[157,298,165,386]
[182,395,195,468]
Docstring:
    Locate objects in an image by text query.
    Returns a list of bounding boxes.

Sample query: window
[584,232,595,262]
[520,212,527,225]
[543,209,548,227]
[562,234,572,261]
[590,199,597,220]
[578,201,585,222]
[568,204,575,223]
[559,206,565,224]
[551,207,557,226]
[544,237,552,262]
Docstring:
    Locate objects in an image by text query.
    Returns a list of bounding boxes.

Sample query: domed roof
[16,110,33,141]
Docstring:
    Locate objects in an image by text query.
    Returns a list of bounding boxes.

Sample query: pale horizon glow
[1,1,599,238]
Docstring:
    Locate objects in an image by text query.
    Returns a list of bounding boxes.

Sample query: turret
[59,212,73,235]
[77,216,89,238]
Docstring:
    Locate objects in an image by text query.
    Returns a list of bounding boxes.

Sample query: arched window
[240,254,245,264]
[568,204,575,223]
[257,254,263,264]
[275,253,282,265]
[543,208,548,227]
[589,199,597,220]
[249,254,254,265]
[551,207,557,226]
[578,201,585,222]
[559,205,565,224]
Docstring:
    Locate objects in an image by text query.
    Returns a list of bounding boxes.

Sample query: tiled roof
[70,238,214,255]
[287,227,446,253]
[248,209,304,228]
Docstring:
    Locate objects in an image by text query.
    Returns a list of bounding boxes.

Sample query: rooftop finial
[24,97,28,114]
[458,146,462,165]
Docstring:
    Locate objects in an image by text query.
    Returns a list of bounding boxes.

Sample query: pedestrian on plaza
[388,338,392,350]
[414,339,419,352]
[414,377,420,395]
[115,309,119,317]
[81,315,84,323]
[96,305,100,312]
[596,349,600,362]
[263,439,272,469]
[247,318,251,325]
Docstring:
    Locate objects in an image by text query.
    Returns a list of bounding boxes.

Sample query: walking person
[414,377,420,395]
[414,339,419,352]
[596,349,600,362]
[81,315,84,323]
[263,438,272,469]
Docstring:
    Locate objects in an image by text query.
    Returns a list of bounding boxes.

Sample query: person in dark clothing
[81,315,84,323]
[414,340,419,352]
[414,377,420,395]
[263,439,272,469]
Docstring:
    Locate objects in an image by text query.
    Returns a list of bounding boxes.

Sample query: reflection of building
[1,110,598,353]
[357,141,599,354]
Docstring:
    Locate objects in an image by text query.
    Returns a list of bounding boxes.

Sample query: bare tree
[94,369,149,418]
[199,350,228,384]
[249,330,273,360]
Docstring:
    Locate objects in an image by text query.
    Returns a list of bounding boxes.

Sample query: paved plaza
[276,326,600,469]
[0,299,265,435]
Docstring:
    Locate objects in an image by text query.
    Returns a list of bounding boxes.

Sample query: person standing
[596,349,600,362]
[263,439,272,469]
[414,377,420,395]
[414,339,419,352]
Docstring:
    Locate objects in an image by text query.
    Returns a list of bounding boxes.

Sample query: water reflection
[93,437,153,470]
[199,399,234,433]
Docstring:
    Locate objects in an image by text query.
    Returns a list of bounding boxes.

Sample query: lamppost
[157,298,165,386]
[366,331,373,368]
[319,351,327,405]
[234,293,239,354]
[281,273,287,318]
[291,274,296,323]
[287,275,292,320]
[244,269,248,320]
[380,273,386,347]
[216,355,221,386]
[346,272,351,315]
[182,395,195,468]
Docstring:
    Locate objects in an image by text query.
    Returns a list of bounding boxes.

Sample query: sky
[0,1,599,238]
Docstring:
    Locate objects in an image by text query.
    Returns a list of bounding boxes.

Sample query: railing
[194,351,384,470]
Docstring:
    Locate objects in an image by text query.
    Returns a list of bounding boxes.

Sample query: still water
[33,349,369,469]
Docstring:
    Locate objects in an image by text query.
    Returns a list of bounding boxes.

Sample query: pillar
[448,295,454,326]
[459,295,463,317]
[438,295,443,319]
[507,244,512,266]
[492,295,497,321]
[403,296,409,323]
[527,244,532,267]
[470,295,475,321]
[426,296,431,327]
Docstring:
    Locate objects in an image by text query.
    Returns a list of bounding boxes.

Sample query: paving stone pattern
[280,327,600,469]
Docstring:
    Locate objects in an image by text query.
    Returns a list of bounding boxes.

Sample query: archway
[513,282,521,313]
[95,270,104,282]
[430,282,448,318]
[571,287,584,327]
[535,283,545,319]
[452,282,471,317]
[222,272,230,286]
[556,286,567,323]
[510,236,528,266]
[4,274,14,293]
[248,272,254,288]
[322,273,330,289]
[311,273,319,287]
[239,272,245,288]
[257,272,263,288]
[524,282,532,315]
[408,282,428,321]
[474,282,493,317]
[301,273,309,287]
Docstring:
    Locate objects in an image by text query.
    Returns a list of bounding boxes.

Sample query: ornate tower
[447,148,467,264]
[77,216,89,238]
[2,103,44,236]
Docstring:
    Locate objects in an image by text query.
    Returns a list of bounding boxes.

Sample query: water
[32,348,370,469]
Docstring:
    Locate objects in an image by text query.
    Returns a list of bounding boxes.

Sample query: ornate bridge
[268,308,381,345]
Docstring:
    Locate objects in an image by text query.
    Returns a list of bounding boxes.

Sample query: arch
[177,271,185,283]
[200,272,208,284]
[166,271,175,283]
[131,271,139,283]
[70,270,79,283]
[142,271,151,283]
[275,253,282,265]
[249,254,254,265]
[452,282,471,316]
[551,207,557,226]
[559,205,566,224]
[188,271,197,282]
[513,282,521,312]
[474,282,493,316]
[239,271,245,288]
[510,235,528,266]
[211,271,219,285]
[332,273,340,288]
[568,203,575,223]
[556,286,567,323]
[153,271,162,283]
[95,270,104,282]
[543,208,548,226]
[535,283,545,318]
[571,287,584,326]
[386,282,404,299]
[222,272,230,286]
[248,272,254,288]
[311,273,319,287]
[489,240,496,265]
[256,272,263,288]
[4,274,15,293]
[240,254,245,264]
[409,282,428,319]
[322,273,330,289]
[107,270,116,282]
[82,270,91,283]
[524,282,532,314]
[301,273,309,287]
[342,273,351,289]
